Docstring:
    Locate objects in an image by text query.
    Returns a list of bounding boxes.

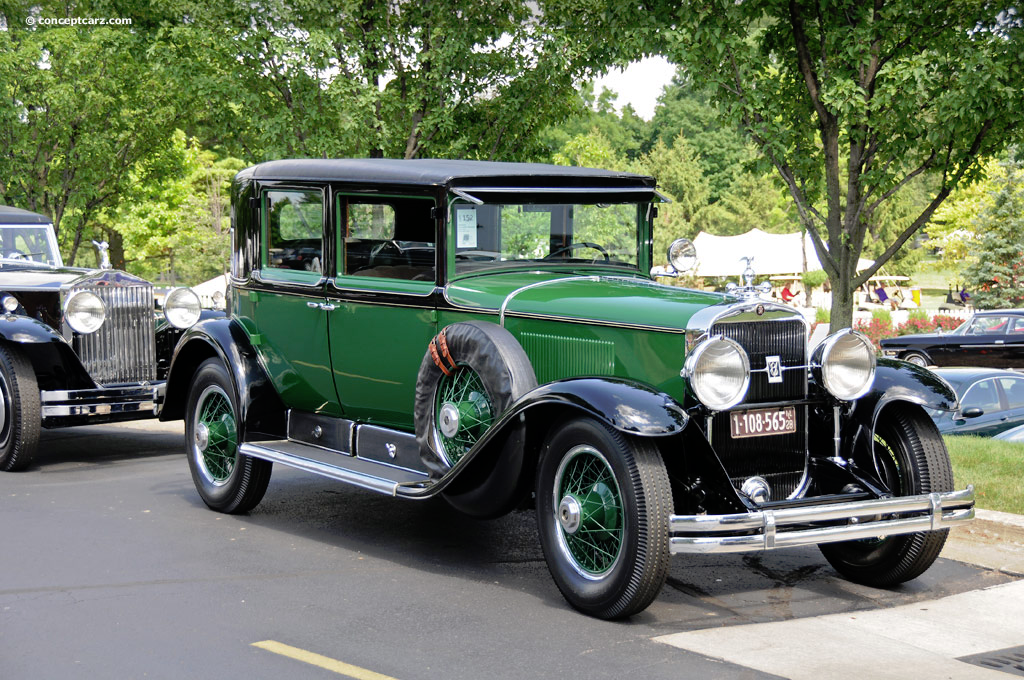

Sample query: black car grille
[71,284,156,385]
[708,317,808,500]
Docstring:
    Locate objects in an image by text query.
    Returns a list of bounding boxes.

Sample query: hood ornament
[725,256,772,300]
[91,240,112,270]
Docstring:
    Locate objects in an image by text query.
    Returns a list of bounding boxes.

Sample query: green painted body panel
[328,300,436,429]
[234,288,342,416]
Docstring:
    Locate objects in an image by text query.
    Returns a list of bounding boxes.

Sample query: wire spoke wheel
[433,364,493,466]
[554,446,623,575]
[193,385,237,485]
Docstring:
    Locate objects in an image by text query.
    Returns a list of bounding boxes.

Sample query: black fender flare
[844,358,956,462]
[438,377,688,516]
[160,318,285,439]
[0,315,95,389]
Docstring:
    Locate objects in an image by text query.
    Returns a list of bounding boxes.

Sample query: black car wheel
[819,404,952,586]
[0,344,40,472]
[536,417,671,619]
[186,358,272,513]
[900,351,929,367]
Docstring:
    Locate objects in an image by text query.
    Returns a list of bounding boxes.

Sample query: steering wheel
[368,240,411,267]
[543,242,609,263]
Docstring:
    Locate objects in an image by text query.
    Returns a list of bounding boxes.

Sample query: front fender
[161,318,285,439]
[845,358,956,459]
[0,314,95,389]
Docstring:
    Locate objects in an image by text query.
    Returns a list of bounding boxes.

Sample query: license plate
[729,406,797,439]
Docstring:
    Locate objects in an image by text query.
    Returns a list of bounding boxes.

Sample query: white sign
[456,209,477,249]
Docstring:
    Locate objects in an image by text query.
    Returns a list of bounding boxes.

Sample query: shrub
[815,306,830,323]
[871,308,892,325]
[933,314,964,332]
[854,316,893,349]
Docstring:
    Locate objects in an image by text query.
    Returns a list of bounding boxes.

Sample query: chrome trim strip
[40,383,165,418]
[452,186,657,196]
[668,486,975,554]
[498,276,597,327]
[451,188,484,205]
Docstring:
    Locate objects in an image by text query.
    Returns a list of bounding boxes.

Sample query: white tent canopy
[691,228,873,277]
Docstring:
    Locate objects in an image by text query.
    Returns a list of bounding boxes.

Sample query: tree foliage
[960,159,1024,308]
[652,1,1024,327]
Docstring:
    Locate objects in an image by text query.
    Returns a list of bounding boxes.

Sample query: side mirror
[961,407,984,419]
[667,238,697,275]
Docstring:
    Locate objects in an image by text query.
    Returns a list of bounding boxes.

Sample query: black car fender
[0,314,95,389]
[439,377,688,516]
[843,358,956,462]
[161,317,285,439]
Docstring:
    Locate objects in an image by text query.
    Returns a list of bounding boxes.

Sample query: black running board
[241,439,432,497]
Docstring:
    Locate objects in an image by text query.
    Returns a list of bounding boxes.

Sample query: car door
[327,192,438,430]
[993,376,1024,436]
[1001,316,1024,368]
[237,185,342,416]
[950,316,1009,367]
[951,378,1005,435]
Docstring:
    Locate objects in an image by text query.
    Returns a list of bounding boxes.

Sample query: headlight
[64,291,106,334]
[1,294,19,313]
[668,238,697,274]
[814,329,876,401]
[164,287,202,329]
[681,336,750,410]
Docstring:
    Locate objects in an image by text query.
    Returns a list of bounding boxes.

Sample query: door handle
[306,301,337,311]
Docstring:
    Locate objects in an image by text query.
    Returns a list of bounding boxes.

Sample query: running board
[241,439,432,497]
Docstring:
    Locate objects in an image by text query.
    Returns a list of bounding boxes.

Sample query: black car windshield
[0,225,61,266]
[451,199,644,275]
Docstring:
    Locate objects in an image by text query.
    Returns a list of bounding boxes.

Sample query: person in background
[781,282,796,304]
[960,287,971,305]
[875,283,898,310]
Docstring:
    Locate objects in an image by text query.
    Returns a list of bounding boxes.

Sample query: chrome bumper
[669,486,975,554]
[41,383,165,423]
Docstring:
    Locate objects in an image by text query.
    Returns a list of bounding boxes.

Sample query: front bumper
[41,382,165,427]
[669,486,975,554]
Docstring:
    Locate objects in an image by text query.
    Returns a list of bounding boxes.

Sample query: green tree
[960,159,1024,308]
[653,2,1024,328]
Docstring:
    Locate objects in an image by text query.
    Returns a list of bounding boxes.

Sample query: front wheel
[536,417,672,619]
[0,344,40,472]
[185,358,272,513]
[819,405,953,586]
[900,351,929,367]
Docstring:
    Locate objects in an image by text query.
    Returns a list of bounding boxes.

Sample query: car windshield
[451,199,644,275]
[0,225,61,266]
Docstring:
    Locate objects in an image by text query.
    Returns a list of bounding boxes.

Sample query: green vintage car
[161,159,974,618]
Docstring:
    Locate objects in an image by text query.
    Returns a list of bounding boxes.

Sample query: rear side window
[264,189,323,274]
[999,377,1024,409]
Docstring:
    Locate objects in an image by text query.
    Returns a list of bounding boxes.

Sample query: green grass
[945,435,1024,515]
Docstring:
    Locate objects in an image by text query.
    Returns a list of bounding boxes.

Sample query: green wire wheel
[433,364,494,466]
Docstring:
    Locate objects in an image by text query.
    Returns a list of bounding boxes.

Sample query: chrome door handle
[306,301,337,311]
[306,301,320,309]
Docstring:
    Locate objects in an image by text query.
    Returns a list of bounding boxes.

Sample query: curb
[943,508,1024,576]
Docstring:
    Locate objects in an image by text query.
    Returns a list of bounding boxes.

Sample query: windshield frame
[0,223,63,268]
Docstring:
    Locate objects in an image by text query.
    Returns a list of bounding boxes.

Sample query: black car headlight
[163,287,202,329]
[64,290,107,334]
[681,336,750,411]
[812,329,876,401]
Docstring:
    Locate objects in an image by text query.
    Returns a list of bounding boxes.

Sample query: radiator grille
[71,284,156,385]
[709,316,808,499]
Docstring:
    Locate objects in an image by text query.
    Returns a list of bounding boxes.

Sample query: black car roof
[0,205,51,225]
[242,158,657,189]
[974,309,1024,316]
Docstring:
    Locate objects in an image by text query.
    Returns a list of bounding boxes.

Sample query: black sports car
[880,309,1024,368]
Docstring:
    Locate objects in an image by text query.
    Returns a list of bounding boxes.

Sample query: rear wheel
[819,405,953,586]
[0,344,40,472]
[186,358,271,513]
[536,417,671,619]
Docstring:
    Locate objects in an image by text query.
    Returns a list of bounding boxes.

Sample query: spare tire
[414,321,537,479]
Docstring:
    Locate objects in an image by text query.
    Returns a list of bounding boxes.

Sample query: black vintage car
[880,309,1024,368]
[0,205,205,471]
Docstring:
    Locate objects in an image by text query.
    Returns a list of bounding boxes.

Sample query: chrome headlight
[64,290,106,334]
[668,238,697,274]
[1,294,19,313]
[681,336,750,410]
[164,287,202,329]
[813,329,876,401]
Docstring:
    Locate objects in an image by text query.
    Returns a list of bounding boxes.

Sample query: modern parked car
[927,367,1024,437]
[880,309,1024,368]
[0,204,206,471]
[161,159,974,618]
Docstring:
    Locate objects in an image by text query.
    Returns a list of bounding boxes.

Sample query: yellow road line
[252,640,400,680]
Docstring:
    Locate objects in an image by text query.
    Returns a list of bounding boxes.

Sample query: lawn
[945,435,1024,515]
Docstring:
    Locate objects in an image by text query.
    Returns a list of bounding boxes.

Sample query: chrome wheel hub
[439,402,460,438]
[195,422,210,452]
[558,495,582,534]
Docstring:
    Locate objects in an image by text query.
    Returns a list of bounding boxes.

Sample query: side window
[968,316,1008,335]
[999,377,1024,409]
[961,379,1001,413]
[264,189,323,274]
[339,196,435,281]
[1010,317,1024,333]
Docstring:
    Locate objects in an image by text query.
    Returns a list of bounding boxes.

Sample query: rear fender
[161,318,285,439]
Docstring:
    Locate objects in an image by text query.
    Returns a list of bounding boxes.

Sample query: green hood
[445,271,728,332]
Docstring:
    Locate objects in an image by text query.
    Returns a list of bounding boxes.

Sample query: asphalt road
[1,421,1019,680]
